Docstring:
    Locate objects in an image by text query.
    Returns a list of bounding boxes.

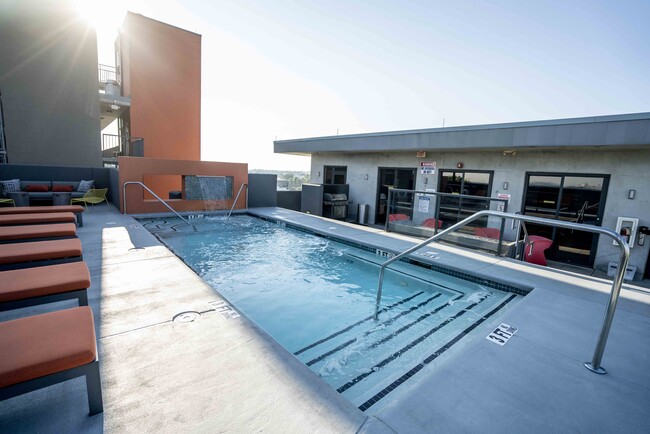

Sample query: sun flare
[73,0,126,36]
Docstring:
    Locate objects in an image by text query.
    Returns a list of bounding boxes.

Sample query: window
[324,166,347,184]
[438,170,493,225]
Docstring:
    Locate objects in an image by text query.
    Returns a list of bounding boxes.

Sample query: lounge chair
[0,306,103,416]
[0,261,90,312]
[0,198,15,207]
[422,218,443,229]
[474,227,501,239]
[0,238,83,271]
[388,213,410,222]
[0,205,85,226]
[71,188,107,211]
[0,223,77,243]
[0,212,77,226]
[524,235,553,266]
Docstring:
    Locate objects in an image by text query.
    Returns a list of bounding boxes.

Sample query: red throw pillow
[25,184,49,192]
[52,185,73,192]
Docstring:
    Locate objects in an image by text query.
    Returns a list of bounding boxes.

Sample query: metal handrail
[373,210,630,374]
[225,183,248,222]
[122,181,192,227]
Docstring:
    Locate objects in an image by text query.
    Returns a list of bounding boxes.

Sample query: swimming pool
[141,215,522,412]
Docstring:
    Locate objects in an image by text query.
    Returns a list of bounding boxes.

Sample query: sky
[82,0,650,171]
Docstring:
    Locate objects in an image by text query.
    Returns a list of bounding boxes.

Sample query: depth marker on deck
[486,323,517,346]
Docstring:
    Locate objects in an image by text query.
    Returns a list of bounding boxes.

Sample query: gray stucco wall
[310,148,650,276]
[0,0,102,167]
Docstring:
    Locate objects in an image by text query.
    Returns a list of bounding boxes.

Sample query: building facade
[119,13,201,198]
[275,113,650,279]
[0,0,102,167]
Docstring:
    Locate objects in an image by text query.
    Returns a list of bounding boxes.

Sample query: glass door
[376,168,416,224]
[523,173,609,267]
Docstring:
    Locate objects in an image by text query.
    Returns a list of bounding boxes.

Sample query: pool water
[141,215,520,412]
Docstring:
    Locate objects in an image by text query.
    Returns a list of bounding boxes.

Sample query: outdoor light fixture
[364,174,369,180]
[456,162,464,169]
[503,182,509,190]
[110,103,119,110]
[317,171,321,177]
[628,189,636,200]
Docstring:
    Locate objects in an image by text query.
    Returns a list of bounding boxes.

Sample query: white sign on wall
[496,193,511,212]
[420,161,436,175]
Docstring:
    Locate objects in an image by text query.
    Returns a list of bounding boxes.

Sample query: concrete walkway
[1,205,649,433]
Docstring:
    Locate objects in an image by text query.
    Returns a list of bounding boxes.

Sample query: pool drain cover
[173,311,201,323]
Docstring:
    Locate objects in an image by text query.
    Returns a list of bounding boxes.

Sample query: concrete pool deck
[1,204,649,433]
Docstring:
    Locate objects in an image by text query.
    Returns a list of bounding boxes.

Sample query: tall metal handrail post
[122,181,192,227]
[225,183,248,222]
[373,210,630,375]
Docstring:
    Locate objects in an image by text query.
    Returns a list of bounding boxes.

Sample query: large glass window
[523,173,609,266]
[324,166,347,184]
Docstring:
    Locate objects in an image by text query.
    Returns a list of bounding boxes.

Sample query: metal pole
[584,240,630,374]
[122,181,192,227]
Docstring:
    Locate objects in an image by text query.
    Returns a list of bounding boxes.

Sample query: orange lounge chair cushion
[0,238,82,265]
[474,227,501,239]
[0,262,90,303]
[0,223,77,241]
[0,306,97,388]
[388,214,410,222]
[0,212,76,226]
[422,218,443,229]
[0,205,84,215]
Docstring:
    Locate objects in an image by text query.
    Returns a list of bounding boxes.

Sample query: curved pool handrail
[225,183,248,223]
[374,210,630,375]
[122,181,192,227]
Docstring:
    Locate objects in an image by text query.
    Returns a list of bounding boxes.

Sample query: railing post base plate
[584,362,606,374]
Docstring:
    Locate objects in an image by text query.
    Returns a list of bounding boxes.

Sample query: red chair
[474,227,501,239]
[388,214,409,222]
[524,235,553,266]
[422,218,442,229]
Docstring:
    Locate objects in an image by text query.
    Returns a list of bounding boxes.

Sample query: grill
[323,193,350,220]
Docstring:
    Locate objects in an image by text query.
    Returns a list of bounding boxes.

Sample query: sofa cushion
[52,181,81,191]
[25,184,50,192]
[52,185,74,192]
[20,180,52,191]
[0,179,20,197]
[77,180,93,193]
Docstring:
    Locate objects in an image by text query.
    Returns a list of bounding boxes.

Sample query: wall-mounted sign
[418,196,430,213]
[496,193,511,212]
[417,151,427,158]
[420,161,436,175]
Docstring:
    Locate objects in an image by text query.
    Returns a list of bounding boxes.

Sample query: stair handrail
[373,210,630,375]
[225,183,248,223]
[122,181,192,227]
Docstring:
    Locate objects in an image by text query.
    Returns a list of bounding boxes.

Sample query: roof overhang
[274,112,650,155]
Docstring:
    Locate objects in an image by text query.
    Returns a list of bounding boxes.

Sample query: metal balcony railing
[101,134,144,158]
[98,64,120,85]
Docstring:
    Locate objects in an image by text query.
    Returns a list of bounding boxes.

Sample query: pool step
[296,288,518,412]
